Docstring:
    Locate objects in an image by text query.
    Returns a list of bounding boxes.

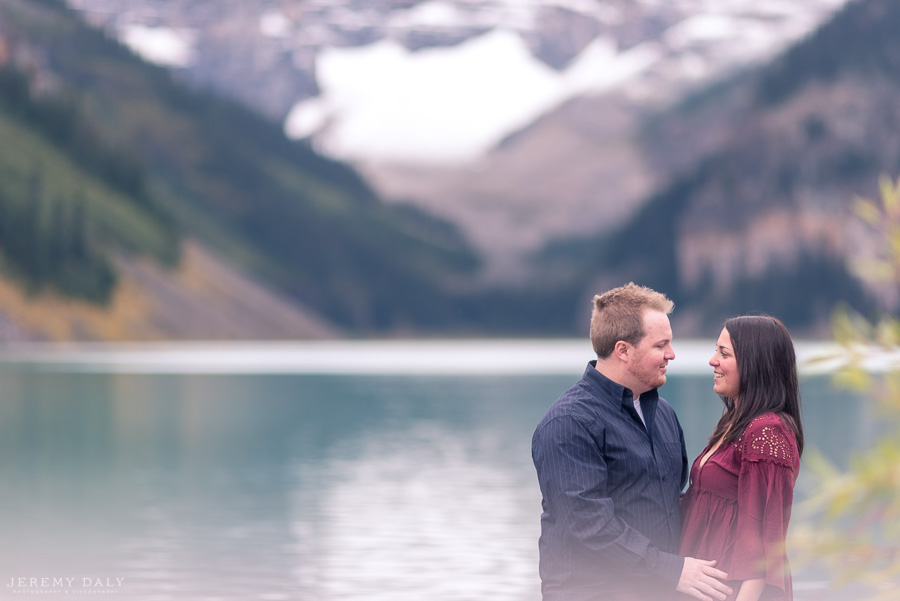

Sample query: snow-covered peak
[66,0,852,164]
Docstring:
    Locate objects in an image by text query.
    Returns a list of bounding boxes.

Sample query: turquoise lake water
[0,341,882,600]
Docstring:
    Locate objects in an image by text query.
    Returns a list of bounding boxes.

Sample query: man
[532,283,732,601]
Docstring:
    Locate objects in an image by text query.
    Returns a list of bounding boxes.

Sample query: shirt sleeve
[730,416,798,591]
[532,414,684,584]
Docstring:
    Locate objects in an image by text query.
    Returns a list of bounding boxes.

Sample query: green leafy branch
[791,175,900,600]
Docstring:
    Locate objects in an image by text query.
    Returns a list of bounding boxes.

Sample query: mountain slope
[0,240,341,341]
[0,0,481,335]
[0,71,335,340]
[0,62,178,303]
[543,0,898,335]
[343,0,850,277]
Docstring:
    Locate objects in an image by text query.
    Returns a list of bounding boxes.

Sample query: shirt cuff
[646,548,685,586]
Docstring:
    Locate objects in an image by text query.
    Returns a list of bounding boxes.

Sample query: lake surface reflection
[0,342,881,600]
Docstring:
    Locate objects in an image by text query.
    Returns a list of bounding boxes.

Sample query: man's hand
[675,557,732,601]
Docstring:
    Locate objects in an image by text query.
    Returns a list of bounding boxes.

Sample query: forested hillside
[0,65,177,304]
[0,0,486,336]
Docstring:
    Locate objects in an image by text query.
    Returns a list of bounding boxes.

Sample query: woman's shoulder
[739,413,798,466]
[745,412,787,430]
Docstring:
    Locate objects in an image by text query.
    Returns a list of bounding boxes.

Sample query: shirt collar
[584,360,660,411]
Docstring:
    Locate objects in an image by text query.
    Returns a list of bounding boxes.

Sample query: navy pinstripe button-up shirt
[532,361,688,600]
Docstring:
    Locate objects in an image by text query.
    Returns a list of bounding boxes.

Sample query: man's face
[626,310,675,395]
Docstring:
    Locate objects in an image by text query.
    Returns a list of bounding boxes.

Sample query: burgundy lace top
[678,413,800,601]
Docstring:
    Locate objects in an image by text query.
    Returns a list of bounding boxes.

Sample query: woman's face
[709,327,740,398]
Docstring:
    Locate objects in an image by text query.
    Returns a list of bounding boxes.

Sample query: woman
[679,315,804,601]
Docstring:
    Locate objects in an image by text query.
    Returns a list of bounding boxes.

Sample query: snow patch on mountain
[121,24,196,67]
[260,11,293,39]
[285,28,657,163]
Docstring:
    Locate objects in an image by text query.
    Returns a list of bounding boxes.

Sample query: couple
[532,283,804,601]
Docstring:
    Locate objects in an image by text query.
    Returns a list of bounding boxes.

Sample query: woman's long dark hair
[709,315,804,456]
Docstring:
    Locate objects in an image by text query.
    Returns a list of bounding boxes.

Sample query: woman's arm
[734,578,765,601]
[731,415,798,595]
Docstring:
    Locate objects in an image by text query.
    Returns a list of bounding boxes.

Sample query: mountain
[59,0,858,305]
[349,0,851,279]
[6,0,892,340]
[0,0,485,340]
[0,54,335,341]
[63,1,851,280]
[541,0,900,336]
[65,0,848,162]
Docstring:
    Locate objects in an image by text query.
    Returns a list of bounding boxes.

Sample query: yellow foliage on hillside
[0,241,338,342]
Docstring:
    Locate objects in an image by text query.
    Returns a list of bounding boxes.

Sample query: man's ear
[613,340,629,362]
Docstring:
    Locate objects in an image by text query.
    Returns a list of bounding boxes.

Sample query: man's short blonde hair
[590,282,674,358]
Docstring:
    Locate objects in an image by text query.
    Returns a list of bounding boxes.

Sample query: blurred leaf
[855,196,884,226]
[795,174,900,599]
[879,174,900,216]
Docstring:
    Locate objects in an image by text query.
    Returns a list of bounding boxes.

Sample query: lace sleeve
[740,414,796,467]
[730,413,799,588]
